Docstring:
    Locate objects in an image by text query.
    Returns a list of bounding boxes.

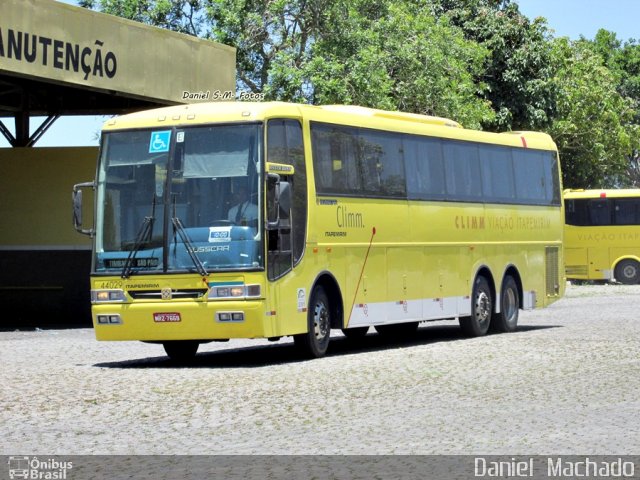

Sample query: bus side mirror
[266,174,292,230]
[73,181,95,236]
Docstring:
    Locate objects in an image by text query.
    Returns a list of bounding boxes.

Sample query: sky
[3,0,640,148]
[517,0,640,41]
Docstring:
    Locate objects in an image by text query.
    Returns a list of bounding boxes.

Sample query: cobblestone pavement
[1,283,639,455]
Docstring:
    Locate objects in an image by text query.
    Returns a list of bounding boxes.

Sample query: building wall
[0,147,98,327]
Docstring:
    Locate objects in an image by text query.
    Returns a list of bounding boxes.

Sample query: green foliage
[548,38,639,188]
[78,0,206,35]
[301,1,494,128]
[580,30,640,186]
[588,29,640,123]
[203,0,494,127]
[79,0,640,187]
[204,0,321,95]
[432,0,556,132]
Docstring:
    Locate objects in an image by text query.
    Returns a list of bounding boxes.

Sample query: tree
[298,1,494,128]
[203,0,326,97]
[81,0,494,127]
[78,0,206,35]
[430,0,557,132]
[548,37,639,188]
[585,30,640,186]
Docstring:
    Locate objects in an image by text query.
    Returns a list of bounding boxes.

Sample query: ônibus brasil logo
[7,457,73,479]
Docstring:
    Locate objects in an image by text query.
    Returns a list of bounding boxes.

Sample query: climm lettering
[455,215,485,229]
[0,28,117,80]
[337,205,365,228]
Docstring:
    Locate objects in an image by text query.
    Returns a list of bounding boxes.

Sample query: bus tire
[460,276,492,337]
[294,286,331,358]
[163,340,199,362]
[490,275,519,333]
[614,259,640,284]
[341,326,369,339]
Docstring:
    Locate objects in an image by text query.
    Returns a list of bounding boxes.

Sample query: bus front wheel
[294,286,331,358]
[460,276,492,337]
[163,340,199,362]
[614,259,640,285]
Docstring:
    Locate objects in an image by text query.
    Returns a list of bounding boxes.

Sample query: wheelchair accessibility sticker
[149,130,171,153]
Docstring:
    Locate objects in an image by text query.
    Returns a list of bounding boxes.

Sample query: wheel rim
[475,291,491,325]
[623,264,637,280]
[313,301,330,341]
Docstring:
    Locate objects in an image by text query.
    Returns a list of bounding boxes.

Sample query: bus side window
[480,145,515,202]
[405,135,445,200]
[443,141,481,200]
[312,130,333,190]
[565,199,590,226]
[336,129,359,192]
[358,130,406,197]
[589,199,612,226]
[514,150,547,203]
[614,199,640,225]
[311,124,359,194]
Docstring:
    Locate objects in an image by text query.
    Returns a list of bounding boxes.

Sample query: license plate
[153,312,181,322]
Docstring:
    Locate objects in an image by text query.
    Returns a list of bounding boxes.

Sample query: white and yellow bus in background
[73,101,564,361]
[564,188,640,284]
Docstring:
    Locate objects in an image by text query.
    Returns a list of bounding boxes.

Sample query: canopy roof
[0,0,235,146]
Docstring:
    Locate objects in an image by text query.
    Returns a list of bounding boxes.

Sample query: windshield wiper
[171,216,208,277]
[121,198,156,279]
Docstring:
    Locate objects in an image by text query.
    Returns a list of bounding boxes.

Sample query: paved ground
[1,283,639,455]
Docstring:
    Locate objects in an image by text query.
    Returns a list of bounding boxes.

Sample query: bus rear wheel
[490,275,519,333]
[163,340,199,362]
[294,286,331,358]
[460,276,492,337]
[614,259,640,284]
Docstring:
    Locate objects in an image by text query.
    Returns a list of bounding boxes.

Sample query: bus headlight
[97,314,122,324]
[208,284,261,300]
[216,312,245,322]
[91,289,126,303]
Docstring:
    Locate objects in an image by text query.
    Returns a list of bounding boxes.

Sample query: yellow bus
[564,188,640,284]
[73,101,564,360]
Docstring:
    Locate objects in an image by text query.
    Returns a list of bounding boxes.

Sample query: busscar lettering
[0,27,118,80]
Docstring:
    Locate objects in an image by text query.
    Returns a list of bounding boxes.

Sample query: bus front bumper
[92,300,270,341]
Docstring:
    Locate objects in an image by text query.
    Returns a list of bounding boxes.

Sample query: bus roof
[563,188,640,199]
[102,101,558,151]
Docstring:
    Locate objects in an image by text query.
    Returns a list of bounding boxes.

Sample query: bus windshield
[93,124,263,275]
